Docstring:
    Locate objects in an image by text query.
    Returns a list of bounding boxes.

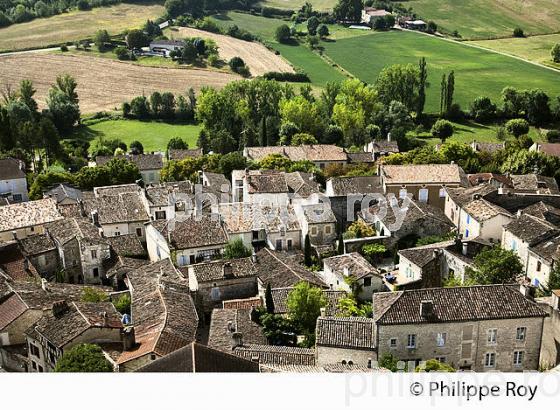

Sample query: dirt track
[172,27,294,76]
[0,53,239,113]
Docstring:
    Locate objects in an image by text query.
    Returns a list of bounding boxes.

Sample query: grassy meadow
[71,119,201,154]
[0,3,165,52]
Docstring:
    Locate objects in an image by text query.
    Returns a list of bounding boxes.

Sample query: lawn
[71,119,201,153]
[408,0,560,40]
[470,34,560,69]
[0,2,165,52]
[413,120,545,146]
[259,0,336,11]
[210,12,347,85]
[321,30,560,113]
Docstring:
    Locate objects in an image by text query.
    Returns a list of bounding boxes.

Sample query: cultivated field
[0,3,165,52]
[259,0,336,10]
[210,12,347,85]
[408,0,560,39]
[470,34,560,69]
[0,54,239,113]
[72,120,201,153]
[321,31,560,112]
[170,26,294,76]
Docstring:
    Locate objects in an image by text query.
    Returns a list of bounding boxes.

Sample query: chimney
[519,284,536,300]
[462,242,468,256]
[387,132,391,142]
[41,278,49,292]
[227,320,236,333]
[122,326,136,351]
[101,311,108,326]
[91,210,99,226]
[52,300,68,318]
[343,266,350,277]
[251,251,257,263]
[320,307,326,317]
[11,231,17,240]
[498,187,505,195]
[231,331,243,350]
[367,358,372,369]
[223,262,234,279]
[23,258,29,272]
[517,209,523,218]
[198,170,203,185]
[420,300,434,319]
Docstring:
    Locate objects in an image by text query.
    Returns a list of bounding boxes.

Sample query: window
[511,240,517,251]
[136,227,142,237]
[311,227,317,236]
[91,250,97,259]
[32,361,37,370]
[399,188,407,199]
[419,188,429,203]
[155,211,166,220]
[436,333,447,347]
[92,268,99,278]
[439,188,446,198]
[38,365,43,373]
[276,239,283,251]
[280,227,286,237]
[150,354,157,360]
[12,193,22,202]
[513,351,524,367]
[405,266,413,279]
[484,352,496,368]
[487,329,497,345]
[466,215,471,224]
[407,334,416,348]
[516,327,526,342]
[389,338,397,348]
[115,231,121,236]
[325,225,332,235]
[287,239,293,251]
[363,277,372,287]
[435,356,446,363]
[465,229,469,238]
[536,261,542,271]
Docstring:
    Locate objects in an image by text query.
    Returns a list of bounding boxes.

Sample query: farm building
[149,40,185,57]
[361,8,391,24]
[403,20,427,30]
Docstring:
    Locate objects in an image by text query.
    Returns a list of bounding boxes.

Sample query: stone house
[509,174,560,194]
[146,215,228,266]
[0,158,28,203]
[0,198,63,243]
[167,148,203,161]
[526,236,560,289]
[45,184,83,206]
[363,139,399,160]
[322,252,383,300]
[145,181,194,221]
[502,213,559,276]
[18,234,59,278]
[217,202,301,252]
[295,202,337,248]
[25,301,123,372]
[379,164,469,211]
[315,316,376,367]
[325,175,383,229]
[208,308,267,354]
[444,185,512,242]
[47,218,111,284]
[185,258,259,317]
[373,285,547,371]
[243,144,349,170]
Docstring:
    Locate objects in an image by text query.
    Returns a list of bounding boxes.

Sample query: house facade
[0,158,28,203]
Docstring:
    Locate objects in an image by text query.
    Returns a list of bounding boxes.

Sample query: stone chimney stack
[222,262,233,279]
[231,332,243,350]
[420,300,434,319]
[122,326,136,351]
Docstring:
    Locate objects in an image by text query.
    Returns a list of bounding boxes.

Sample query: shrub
[60,45,68,52]
[55,344,113,372]
[113,294,131,315]
[76,0,91,10]
[262,72,310,82]
[505,118,530,138]
[275,24,292,43]
[114,46,129,60]
[431,119,454,142]
[513,27,524,37]
[223,238,252,259]
[470,96,497,122]
[552,43,560,63]
[228,56,246,72]
[207,53,221,67]
[547,129,560,142]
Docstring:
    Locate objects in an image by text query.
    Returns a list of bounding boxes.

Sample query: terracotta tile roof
[535,143,560,158]
[0,158,25,180]
[245,145,348,162]
[462,198,511,222]
[381,164,468,185]
[18,234,56,255]
[374,285,547,325]
[88,192,150,225]
[0,198,62,233]
[328,176,382,196]
[284,172,322,197]
[45,184,83,204]
[504,213,558,245]
[106,234,147,258]
[222,297,263,310]
[467,173,512,187]
[366,198,453,229]
[168,149,203,161]
[0,242,39,282]
[136,342,260,372]
[0,293,27,330]
[254,248,327,289]
[316,316,376,349]
[301,203,337,224]
[234,344,316,365]
[208,308,266,353]
[445,184,498,207]
[187,257,257,283]
[154,215,228,250]
[471,141,505,153]
[371,140,399,153]
[323,252,379,281]
[93,184,140,197]
[510,174,560,194]
[529,236,560,262]
[248,173,289,194]
[218,203,300,234]
[522,201,560,226]
[398,241,454,268]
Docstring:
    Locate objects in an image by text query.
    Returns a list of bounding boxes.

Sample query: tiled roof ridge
[264,248,308,283]
[72,301,91,327]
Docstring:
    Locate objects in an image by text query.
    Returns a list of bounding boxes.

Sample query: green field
[320,30,560,112]
[0,3,165,52]
[413,120,545,145]
[470,34,560,69]
[72,119,201,153]
[211,12,347,85]
[408,0,560,40]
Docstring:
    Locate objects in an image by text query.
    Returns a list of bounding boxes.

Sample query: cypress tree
[265,283,275,313]
[446,71,455,115]
[417,57,427,119]
[337,234,345,255]
[304,234,312,267]
[440,73,447,117]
